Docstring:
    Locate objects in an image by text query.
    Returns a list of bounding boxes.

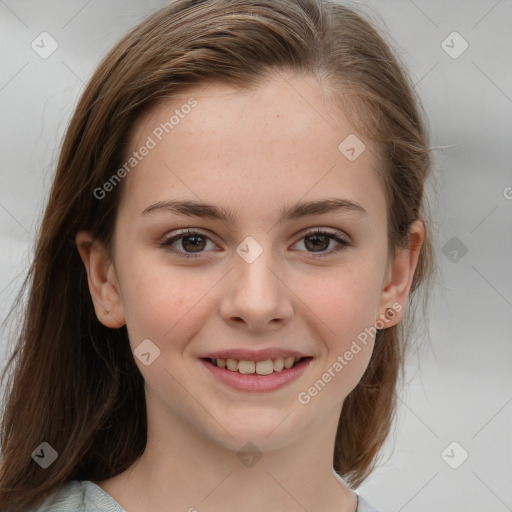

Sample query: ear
[75,231,126,328]
[378,219,424,327]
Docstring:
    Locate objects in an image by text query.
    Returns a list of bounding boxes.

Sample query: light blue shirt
[28,480,382,511]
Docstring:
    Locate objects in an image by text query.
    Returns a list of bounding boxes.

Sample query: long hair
[0,1,434,509]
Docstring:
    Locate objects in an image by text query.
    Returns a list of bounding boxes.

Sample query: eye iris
[305,234,329,252]
[182,235,206,252]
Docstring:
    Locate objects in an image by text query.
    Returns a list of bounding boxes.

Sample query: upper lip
[200,348,311,361]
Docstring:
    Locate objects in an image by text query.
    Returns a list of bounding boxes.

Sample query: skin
[76,71,424,512]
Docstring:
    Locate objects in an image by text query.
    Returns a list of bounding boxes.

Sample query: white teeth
[226,358,238,371]
[211,356,303,374]
[284,356,295,369]
[255,360,274,375]
[273,358,284,371]
[238,360,255,374]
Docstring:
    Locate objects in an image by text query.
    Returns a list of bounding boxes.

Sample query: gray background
[0,1,511,511]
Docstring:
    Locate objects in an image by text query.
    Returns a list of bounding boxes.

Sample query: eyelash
[158,227,350,259]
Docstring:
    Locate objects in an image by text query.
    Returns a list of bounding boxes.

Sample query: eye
[159,228,216,259]
[159,227,350,259]
[292,228,350,257]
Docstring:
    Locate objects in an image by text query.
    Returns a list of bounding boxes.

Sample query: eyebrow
[141,197,367,224]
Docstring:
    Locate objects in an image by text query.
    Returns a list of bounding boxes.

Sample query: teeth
[256,360,274,375]
[273,358,284,371]
[238,360,255,374]
[226,358,238,371]
[284,356,295,369]
[211,356,303,374]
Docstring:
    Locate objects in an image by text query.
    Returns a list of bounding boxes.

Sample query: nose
[219,245,293,331]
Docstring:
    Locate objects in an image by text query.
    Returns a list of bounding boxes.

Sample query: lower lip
[200,358,312,392]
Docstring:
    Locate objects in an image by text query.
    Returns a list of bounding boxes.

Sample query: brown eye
[294,228,350,256]
[180,234,207,252]
[159,229,215,258]
[304,233,331,252]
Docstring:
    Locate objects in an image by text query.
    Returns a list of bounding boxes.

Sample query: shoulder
[26,479,125,512]
[356,493,382,512]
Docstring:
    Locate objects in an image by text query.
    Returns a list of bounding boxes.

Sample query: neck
[95,397,357,512]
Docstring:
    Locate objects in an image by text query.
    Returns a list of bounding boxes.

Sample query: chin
[202,411,304,453]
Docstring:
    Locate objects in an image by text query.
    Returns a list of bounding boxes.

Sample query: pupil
[183,235,205,252]
[306,235,328,252]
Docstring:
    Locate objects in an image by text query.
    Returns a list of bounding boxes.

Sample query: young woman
[0,1,434,511]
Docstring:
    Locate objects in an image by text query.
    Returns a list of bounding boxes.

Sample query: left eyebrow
[140,198,367,224]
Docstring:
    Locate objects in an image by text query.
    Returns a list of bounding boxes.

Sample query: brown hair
[0,0,434,509]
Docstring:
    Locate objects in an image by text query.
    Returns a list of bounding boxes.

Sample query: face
[78,71,421,453]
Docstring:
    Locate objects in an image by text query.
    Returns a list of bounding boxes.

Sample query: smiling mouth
[203,356,310,375]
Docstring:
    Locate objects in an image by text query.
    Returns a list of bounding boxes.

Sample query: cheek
[117,251,215,349]
[295,273,380,409]
[292,259,384,404]
[296,260,385,345]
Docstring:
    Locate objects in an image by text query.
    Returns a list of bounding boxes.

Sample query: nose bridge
[220,234,293,328]
[234,234,280,297]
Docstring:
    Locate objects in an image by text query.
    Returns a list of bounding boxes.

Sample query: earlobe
[75,231,126,328]
[378,220,424,328]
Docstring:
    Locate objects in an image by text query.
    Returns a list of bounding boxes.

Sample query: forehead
[118,73,385,223]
